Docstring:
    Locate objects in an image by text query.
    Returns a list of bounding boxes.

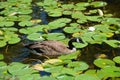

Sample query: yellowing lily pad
[94,58,115,68]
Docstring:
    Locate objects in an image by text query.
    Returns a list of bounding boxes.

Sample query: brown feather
[28,40,76,56]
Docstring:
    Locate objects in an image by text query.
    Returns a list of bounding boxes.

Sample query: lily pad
[8,62,35,76]
[68,61,89,71]
[44,33,65,40]
[47,8,62,17]
[0,54,4,60]
[63,27,81,33]
[94,58,115,68]
[87,16,102,22]
[72,11,85,19]
[90,1,107,7]
[8,37,21,44]
[98,66,120,78]
[104,40,120,48]
[18,21,34,27]
[0,21,14,27]
[73,42,88,48]
[75,74,100,80]
[76,2,89,7]
[27,33,43,41]
[62,4,74,9]
[0,41,6,47]
[113,56,120,64]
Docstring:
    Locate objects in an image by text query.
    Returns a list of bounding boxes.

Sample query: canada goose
[25,38,82,57]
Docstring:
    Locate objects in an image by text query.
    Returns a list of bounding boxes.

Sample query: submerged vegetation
[0,0,120,80]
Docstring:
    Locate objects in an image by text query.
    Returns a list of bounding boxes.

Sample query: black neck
[68,38,83,50]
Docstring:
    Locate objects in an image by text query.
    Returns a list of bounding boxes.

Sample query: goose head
[68,37,83,50]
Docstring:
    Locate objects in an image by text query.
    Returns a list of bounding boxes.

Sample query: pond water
[0,0,120,66]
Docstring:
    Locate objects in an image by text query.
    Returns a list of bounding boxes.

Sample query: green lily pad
[98,66,120,78]
[8,37,21,44]
[63,10,72,15]
[87,16,102,22]
[27,33,43,41]
[63,27,81,33]
[74,5,86,11]
[76,2,89,7]
[68,61,89,71]
[44,33,65,40]
[95,24,113,33]
[57,75,74,80]
[90,1,107,7]
[48,18,71,29]
[0,41,6,47]
[70,23,79,27]
[94,58,115,68]
[48,8,62,17]
[102,18,120,25]
[92,34,107,44]
[0,54,4,60]
[113,56,120,64]
[18,21,34,27]
[73,42,88,48]
[18,15,32,21]
[62,4,74,9]
[59,50,80,60]
[8,62,35,76]
[72,11,85,19]
[75,74,100,80]
[104,40,120,48]
[0,21,14,27]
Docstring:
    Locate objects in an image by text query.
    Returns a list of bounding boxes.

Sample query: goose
[25,38,82,57]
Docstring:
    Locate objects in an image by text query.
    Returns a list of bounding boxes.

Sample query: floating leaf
[104,40,120,48]
[59,50,80,60]
[102,18,120,25]
[63,27,81,33]
[27,33,43,41]
[113,56,120,64]
[62,4,74,10]
[8,37,21,44]
[74,5,86,11]
[87,16,102,22]
[68,61,89,71]
[98,66,120,78]
[94,58,115,68]
[92,34,107,44]
[60,67,77,76]
[18,21,34,27]
[57,75,74,80]
[73,42,88,48]
[76,2,89,7]
[0,22,14,27]
[18,15,32,21]
[39,76,57,80]
[95,25,113,33]
[0,41,6,47]
[44,33,65,40]
[8,62,35,76]
[90,1,107,7]
[48,8,62,17]
[72,11,85,19]
[48,18,71,30]
[63,11,72,15]
[75,74,100,80]
[0,54,4,60]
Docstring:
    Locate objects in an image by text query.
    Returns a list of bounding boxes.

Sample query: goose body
[25,38,82,56]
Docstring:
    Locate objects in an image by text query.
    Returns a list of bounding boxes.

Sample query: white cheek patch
[76,38,80,42]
